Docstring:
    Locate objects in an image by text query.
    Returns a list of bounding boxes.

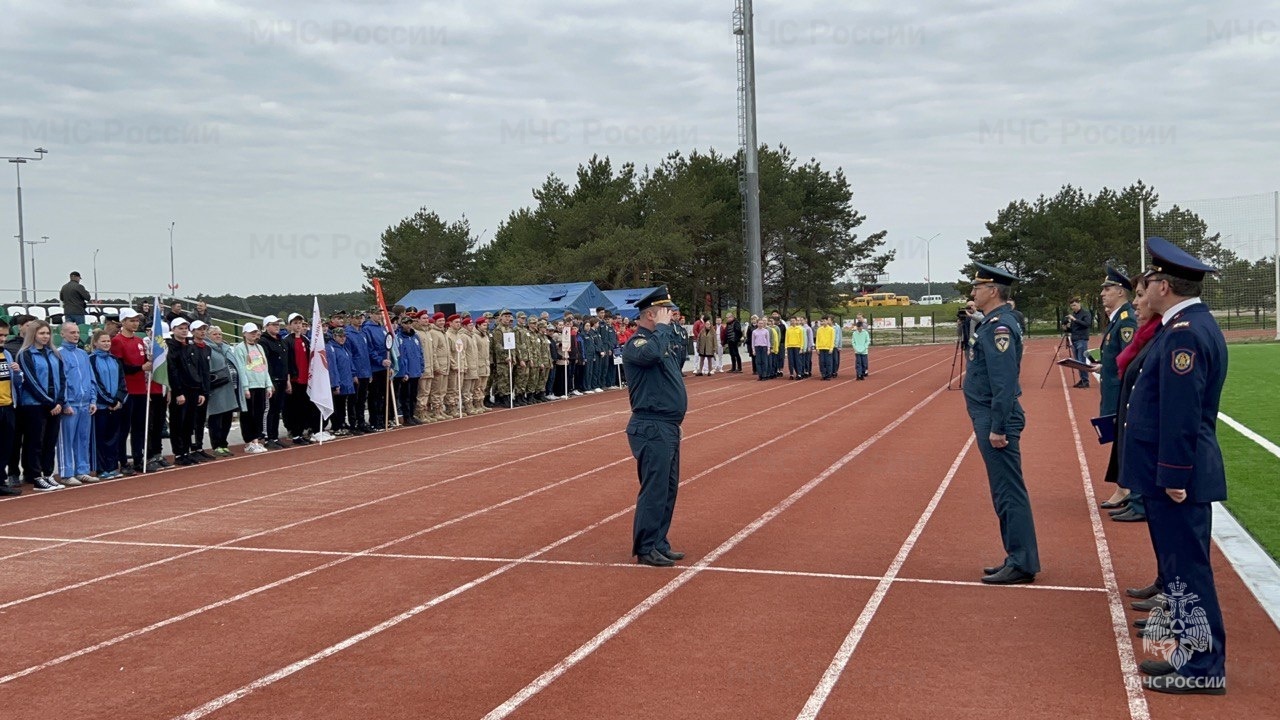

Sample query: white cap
[242,322,260,334]
[190,320,207,331]
[119,308,140,320]
[170,317,190,328]
[286,312,304,323]
[262,315,281,325]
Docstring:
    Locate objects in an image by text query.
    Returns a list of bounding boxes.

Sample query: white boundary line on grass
[480,384,949,720]
[171,363,951,720]
[1060,368,1150,720]
[1218,412,1280,460]
[796,434,974,719]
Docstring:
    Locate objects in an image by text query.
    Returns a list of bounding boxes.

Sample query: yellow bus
[849,292,910,307]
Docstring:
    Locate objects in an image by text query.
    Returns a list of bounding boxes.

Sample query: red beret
[433,312,445,321]
[447,314,460,323]
[461,317,472,326]
[416,310,430,318]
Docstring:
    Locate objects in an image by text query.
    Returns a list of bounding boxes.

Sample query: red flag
[371,278,393,332]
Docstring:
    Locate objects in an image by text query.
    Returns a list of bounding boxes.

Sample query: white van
[919,295,943,305]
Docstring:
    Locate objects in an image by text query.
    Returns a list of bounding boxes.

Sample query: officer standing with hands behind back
[965,262,1041,585]
[622,286,689,567]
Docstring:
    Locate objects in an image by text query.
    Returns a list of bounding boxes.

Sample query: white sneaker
[59,476,82,486]
[571,390,583,396]
[78,474,100,484]
[312,431,335,442]
[594,388,604,394]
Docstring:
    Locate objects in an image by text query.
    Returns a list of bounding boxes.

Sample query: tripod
[1039,332,1072,389]
[948,320,968,390]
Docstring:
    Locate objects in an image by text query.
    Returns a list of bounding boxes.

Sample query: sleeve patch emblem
[1171,349,1194,375]
[633,338,647,346]
[995,335,1010,353]
[1120,327,1134,343]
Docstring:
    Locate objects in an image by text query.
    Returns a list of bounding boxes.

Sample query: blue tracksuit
[327,339,356,395]
[394,329,424,379]
[57,344,95,476]
[344,325,372,380]
[362,320,389,368]
[89,348,128,474]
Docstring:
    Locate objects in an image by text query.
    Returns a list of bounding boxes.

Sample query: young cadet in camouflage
[475,315,492,411]
[413,312,435,422]
[443,315,464,417]
[426,313,449,421]
[965,261,1041,586]
[462,318,482,415]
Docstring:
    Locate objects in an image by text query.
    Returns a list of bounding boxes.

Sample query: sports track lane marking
[0,386,639,517]
[0,362,852,609]
[479,383,952,720]
[1059,368,1149,720]
[168,357,951,719]
[1218,411,1280,460]
[1,352,943,683]
[0,532,1108,593]
[796,434,974,718]
[0,358,833,559]
[0,353,911,523]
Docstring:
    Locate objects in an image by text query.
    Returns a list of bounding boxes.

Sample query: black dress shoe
[1143,673,1226,695]
[1132,595,1166,612]
[1126,583,1160,599]
[1139,659,1177,676]
[1100,496,1130,509]
[982,563,1006,576]
[1111,509,1147,522]
[659,548,685,561]
[637,549,675,567]
[1108,507,1130,517]
[980,566,1035,585]
[1133,618,1150,629]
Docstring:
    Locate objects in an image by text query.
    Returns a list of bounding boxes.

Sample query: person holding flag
[110,306,166,473]
[306,298,335,442]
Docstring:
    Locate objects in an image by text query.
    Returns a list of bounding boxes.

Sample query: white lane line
[796,434,974,719]
[171,359,950,720]
[0,535,1109,594]
[0,353,932,611]
[1218,412,1280,460]
[0,388,634,517]
[1060,368,1150,720]
[4,354,946,686]
[0,411,622,563]
[481,384,949,720]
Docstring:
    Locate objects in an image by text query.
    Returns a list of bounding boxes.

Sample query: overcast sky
[2,0,1277,301]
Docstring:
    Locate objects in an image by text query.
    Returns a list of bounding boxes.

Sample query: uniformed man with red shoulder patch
[964,261,1041,585]
[1124,236,1228,695]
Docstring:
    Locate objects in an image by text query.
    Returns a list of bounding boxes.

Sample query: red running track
[0,342,1275,719]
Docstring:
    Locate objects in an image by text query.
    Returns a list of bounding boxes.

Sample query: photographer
[1062,297,1093,388]
[958,301,983,344]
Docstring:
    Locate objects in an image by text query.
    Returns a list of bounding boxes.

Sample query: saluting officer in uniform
[622,286,689,567]
[1097,266,1144,521]
[1124,237,1228,695]
[964,262,1041,585]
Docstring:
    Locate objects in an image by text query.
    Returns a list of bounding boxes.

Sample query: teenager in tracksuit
[344,314,373,432]
[17,321,67,490]
[56,322,97,485]
[393,318,424,425]
[283,313,319,443]
[166,317,208,466]
[111,310,167,473]
[0,318,22,496]
[233,323,273,454]
[361,315,391,430]
[326,327,356,432]
[88,329,128,479]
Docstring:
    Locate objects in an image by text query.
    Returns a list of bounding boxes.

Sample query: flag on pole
[150,296,169,388]
[307,296,334,426]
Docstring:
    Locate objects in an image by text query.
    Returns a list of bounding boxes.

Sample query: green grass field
[1219,342,1280,560]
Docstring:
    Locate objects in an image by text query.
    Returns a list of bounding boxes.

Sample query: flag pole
[507,348,514,409]
[456,345,464,419]
[141,371,151,474]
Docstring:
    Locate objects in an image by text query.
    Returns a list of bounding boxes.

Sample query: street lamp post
[3,147,49,303]
[168,221,177,296]
[23,234,49,302]
[93,248,101,302]
[917,233,940,297]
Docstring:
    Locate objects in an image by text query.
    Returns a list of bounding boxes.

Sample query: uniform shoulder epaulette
[1171,320,1192,330]
[1119,311,1130,320]
[632,337,647,346]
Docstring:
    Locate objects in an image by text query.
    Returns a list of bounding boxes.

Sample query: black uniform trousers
[265,381,286,440]
[627,417,681,557]
[369,369,389,428]
[1145,494,1226,679]
[92,406,125,473]
[352,376,369,428]
[125,393,165,464]
[727,342,742,372]
[969,403,1040,574]
[168,392,197,457]
[19,405,60,480]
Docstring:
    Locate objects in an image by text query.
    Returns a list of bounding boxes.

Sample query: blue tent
[601,287,661,319]
[396,282,618,319]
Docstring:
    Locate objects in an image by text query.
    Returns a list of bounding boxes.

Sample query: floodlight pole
[1274,190,1278,340]
[4,147,48,303]
[735,0,763,317]
[918,233,940,297]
